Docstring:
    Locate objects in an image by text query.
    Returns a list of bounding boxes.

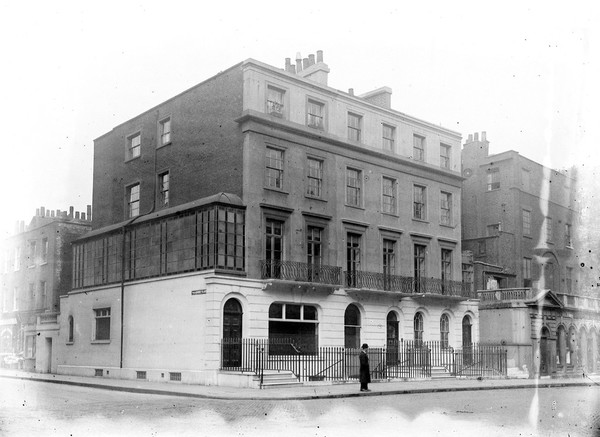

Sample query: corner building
[58,52,478,386]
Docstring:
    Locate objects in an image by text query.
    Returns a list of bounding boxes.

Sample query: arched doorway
[222,298,243,367]
[413,312,424,347]
[386,312,399,365]
[556,325,567,370]
[344,304,361,348]
[539,327,550,376]
[462,315,472,348]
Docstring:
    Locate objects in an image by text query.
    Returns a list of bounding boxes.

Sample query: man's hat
[361,343,368,349]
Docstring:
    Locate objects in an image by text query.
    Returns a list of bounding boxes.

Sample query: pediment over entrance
[524,289,564,309]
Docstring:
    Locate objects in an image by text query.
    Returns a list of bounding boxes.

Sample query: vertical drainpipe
[119,111,159,369]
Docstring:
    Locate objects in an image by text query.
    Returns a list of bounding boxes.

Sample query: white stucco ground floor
[55,271,479,387]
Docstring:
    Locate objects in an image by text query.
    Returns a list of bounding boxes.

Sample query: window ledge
[66,341,74,346]
[125,155,141,163]
[439,223,455,229]
[412,218,429,224]
[345,204,365,211]
[91,340,111,344]
[264,187,289,195]
[157,142,172,149]
[523,235,533,239]
[39,262,48,266]
[305,194,327,202]
[381,212,399,218]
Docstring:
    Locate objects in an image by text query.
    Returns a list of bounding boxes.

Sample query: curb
[2,373,598,401]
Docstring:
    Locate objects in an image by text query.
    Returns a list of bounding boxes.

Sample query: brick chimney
[359,87,392,109]
[287,50,330,86]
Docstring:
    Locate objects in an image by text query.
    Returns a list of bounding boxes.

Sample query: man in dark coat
[359,343,371,392]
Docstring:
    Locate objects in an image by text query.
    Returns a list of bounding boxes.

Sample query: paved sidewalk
[1,369,598,401]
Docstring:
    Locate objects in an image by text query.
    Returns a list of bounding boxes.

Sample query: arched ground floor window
[344,304,361,349]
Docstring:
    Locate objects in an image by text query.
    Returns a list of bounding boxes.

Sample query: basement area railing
[221,338,506,382]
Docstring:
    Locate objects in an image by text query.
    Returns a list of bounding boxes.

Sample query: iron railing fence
[453,345,508,377]
[260,260,342,285]
[220,338,506,382]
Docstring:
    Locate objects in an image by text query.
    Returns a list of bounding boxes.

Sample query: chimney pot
[75,212,80,219]
[81,213,86,220]
[290,65,296,74]
[69,206,74,218]
[285,57,291,72]
[348,88,354,96]
[467,134,473,142]
[482,131,487,141]
[302,58,309,69]
[316,50,323,63]
[474,132,479,141]
[41,206,46,217]
[87,205,92,221]
[36,208,40,216]
[308,54,315,66]
[51,210,55,217]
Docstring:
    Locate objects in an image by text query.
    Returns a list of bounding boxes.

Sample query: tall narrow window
[159,117,171,146]
[307,99,324,129]
[347,112,362,142]
[413,185,426,220]
[346,168,362,207]
[414,312,424,346]
[523,258,532,288]
[306,226,322,281]
[546,217,553,242]
[127,184,140,218]
[41,238,48,264]
[383,239,395,290]
[566,267,573,293]
[440,314,450,348]
[487,168,500,190]
[565,223,572,247]
[94,308,111,341]
[382,177,396,214]
[382,124,395,151]
[346,233,361,287]
[265,219,283,278]
[414,244,426,293]
[307,158,323,197]
[28,241,36,266]
[441,249,452,294]
[440,144,451,169]
[127,133,141,159]
[265,147,284,189]
[440,192,452,225]
[158,172,170,207]
[68,316,74,343]
[266,86,285,117]
[413,135,425,161]
[522,210,531,236]
[40,281,47,309]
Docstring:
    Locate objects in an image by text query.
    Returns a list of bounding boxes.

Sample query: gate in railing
[221,338,506,382]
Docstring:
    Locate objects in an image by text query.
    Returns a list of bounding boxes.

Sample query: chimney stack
[296,52,302,72]
[308,54,315,66]
[87,205,92,221]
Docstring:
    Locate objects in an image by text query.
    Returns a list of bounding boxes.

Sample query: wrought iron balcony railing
[261,260,342,285]
[260,260,472,298]
[345,271,473,298]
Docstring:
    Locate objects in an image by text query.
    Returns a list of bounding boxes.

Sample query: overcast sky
[1,1,598,237]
